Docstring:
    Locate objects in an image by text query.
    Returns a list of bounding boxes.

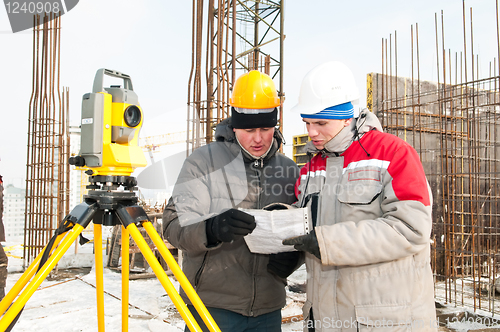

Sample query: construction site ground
[3,265,305,331]
[3,264,500,332]
[4,235,500,331]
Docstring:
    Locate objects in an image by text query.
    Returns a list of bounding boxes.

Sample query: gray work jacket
[163,118,299,317]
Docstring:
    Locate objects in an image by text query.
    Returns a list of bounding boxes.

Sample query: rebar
[24,14,69,266]
[186,0,284,155]
[373,1,500,315]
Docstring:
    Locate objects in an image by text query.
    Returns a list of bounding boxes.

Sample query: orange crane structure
[140,131,188,164]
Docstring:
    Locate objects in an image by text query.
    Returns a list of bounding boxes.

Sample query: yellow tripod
[0,176,220,332]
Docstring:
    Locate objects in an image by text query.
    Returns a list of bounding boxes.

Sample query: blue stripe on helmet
[300,102,354,119]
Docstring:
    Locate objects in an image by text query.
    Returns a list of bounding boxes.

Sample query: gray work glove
[282,229,321,260]
[206,208,256,244]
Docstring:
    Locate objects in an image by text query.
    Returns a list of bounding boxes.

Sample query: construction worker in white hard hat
[283,61,437,331]
[163,70,301,332]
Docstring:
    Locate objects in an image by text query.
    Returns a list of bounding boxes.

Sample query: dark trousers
[184,305,281,332]
[0,245,7,299]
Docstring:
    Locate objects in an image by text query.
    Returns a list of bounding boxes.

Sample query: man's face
[233,127,275,157]
[302,118,352,150]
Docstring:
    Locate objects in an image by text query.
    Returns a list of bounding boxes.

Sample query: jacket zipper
[249,253,258,316]
[194,251,209,289]
[330,157,342,322]
[249,163,263,316]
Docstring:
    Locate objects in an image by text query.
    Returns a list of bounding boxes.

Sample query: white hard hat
[291,61,360,117]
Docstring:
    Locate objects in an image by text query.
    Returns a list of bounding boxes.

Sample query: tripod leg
[94,223,105,332]
[0,232,66,316]
[0,201,97,327]
[125,223,204,332]
[121,225,129,332]
[142,222,220,332]
[0,224,85,330]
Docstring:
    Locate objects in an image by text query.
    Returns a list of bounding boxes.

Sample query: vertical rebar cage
[187,0,284,154]
[25,14,70,266]
[370,1,500,314]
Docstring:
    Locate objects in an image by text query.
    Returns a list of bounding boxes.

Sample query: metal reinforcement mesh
[187,0,284,154]
[25,14,70,265]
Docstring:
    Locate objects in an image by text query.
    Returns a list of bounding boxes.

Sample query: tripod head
[84,175,142,227]
[86,175,138,191]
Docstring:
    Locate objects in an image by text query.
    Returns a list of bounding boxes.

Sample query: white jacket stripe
[300,169,326,181]
[342,159,390,174]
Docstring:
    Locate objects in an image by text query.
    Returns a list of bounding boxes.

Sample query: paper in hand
[242,207,310,254]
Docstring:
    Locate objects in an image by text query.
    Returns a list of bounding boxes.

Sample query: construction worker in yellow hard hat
[163,70,301,332]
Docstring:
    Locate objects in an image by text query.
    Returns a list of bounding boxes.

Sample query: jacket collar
[304,108,383,155]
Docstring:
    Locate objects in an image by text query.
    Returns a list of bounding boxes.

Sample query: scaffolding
[370,0,500,314]
[24,14,70,265]
[187,0,284,154]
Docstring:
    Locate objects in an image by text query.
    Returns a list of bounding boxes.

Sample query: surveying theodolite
[0,69,220,332]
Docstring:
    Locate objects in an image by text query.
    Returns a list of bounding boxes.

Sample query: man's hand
[267,251,303,279]
[282,230,321,260]
[206,208,256,244]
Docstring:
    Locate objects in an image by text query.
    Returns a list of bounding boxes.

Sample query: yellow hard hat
[229,70,281,109]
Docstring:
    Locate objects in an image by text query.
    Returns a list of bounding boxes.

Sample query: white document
[241,207,310,254]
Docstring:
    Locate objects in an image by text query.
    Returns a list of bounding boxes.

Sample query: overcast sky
[1,0,499,187]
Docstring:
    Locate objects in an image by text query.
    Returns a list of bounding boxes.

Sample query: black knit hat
[231,107,278,129]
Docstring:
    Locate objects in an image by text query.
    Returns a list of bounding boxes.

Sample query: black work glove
[206,208,256,244]
[262,202,292,211]
[282,229,321,260]
[267,251,303,279]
